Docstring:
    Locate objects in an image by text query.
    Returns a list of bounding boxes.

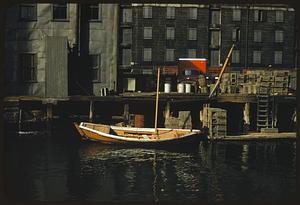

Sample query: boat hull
[74,122,204,147]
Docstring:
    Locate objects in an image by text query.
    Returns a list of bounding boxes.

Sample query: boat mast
[154,67,160,133]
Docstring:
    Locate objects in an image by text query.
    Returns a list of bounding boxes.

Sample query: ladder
[257,81,274,130]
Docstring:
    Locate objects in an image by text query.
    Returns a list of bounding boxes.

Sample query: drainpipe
[245,4,250,70]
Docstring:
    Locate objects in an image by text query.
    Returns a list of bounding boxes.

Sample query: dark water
[4,128,296,202]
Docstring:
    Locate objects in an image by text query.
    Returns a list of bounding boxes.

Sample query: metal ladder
[257,83,273,131]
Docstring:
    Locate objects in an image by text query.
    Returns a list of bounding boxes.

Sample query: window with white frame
[232,50,240,63]
[144,27,152,39]
[20,53,37,82]
[143,48,152,62]
[122,49,132,66]
[275,30,284,43]
[232,28,240,42]
[165,49,175,62]
[274,51,283,64]
[187,49,196,58]
[232,9,241,21]
[143,6,152,18]
[122,28,132,45]
[210,50,220,66]
[90,54,101,81]
[53,3,68,20]
[188,28,197,40]
[122,8,132,23]
[211,30,220,46]
[254,10,264,22]
[254,30,262,42]
[166,7,175,19]
[275,10,284,22]
[166,27,175,40]
[189,8,197,20]
[211,10,220,25]
[253,51,261,64]
[19,4,37,21]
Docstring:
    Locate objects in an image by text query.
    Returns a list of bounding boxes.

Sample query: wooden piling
[243,102,250,132]
[18,107,22,133]
[46,103,53,121]
[123,103,129,125]
[89,100,94,122]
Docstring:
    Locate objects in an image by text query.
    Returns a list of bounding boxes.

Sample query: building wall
[4,3,118,97]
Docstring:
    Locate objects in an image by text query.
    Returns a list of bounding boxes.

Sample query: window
[274,51,283,64]
[19,4,37,21]
[122,28,132,45]
[88,4,101,21]
[254,10,264,22]
[165,49,175,62]
[232,9,241,21]
[211,10,220,25]
[275,10,284,22]
[143,6,152,18]
[211,30,220,46]
[254,30,262,42]
[122,8,132,23]
[232,28,240,42]
[210,50,220,66]
[188,28,197,40]
[253,51,261,64]
[122,49,132,66]
[188,49,196,58]
[275,30,283,43]
[20,53,37,82]
[166,27,175,40]
[143,48,152,62]
[53,3,68,20]
[144,27,152,39]
[166,7,175,19]
[90,54,101,81]
[189,8,197,20]
[232,50,240,63]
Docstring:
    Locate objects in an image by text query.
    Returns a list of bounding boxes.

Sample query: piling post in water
[46,103,53,121]
[89,100,94,122]
[18,107,22,133]
[243,102,250,132]
[123,103,129,125]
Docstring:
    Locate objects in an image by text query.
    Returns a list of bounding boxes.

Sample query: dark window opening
[88,4,101,21]
[20,53,37,82]
[19,4,37,21]
[53,3,68,20]
[90,54,101,82]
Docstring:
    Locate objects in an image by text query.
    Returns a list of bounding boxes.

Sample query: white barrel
[164,83,171,93]
[177,83,184,93]
[185,83,191,93]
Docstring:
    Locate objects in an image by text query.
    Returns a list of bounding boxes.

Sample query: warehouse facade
[118,4,296,92]
[4,3,118,97]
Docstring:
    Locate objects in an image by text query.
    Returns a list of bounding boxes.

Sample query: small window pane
[210,50,220,66]
[211,10,220,24]
[166,7,175,19]
[211,30,220,46]
[88,4,101,20]
[143,6,152,18]
[254,10,264,22]
[122,49,132,65]
[275,30,283,42]
[20,4,37,21]
[166,27,175,40]
[254,30,262,42]
[90,54,101,81]
[275,11,284,22]
[253,51,261,64]
[144,27,152,39]
[232,50,240,63]
[20,53,37,82]
[53,3,67,20]
[189,8,197,20]
[274,51,282,64]
[188,28,197,40]
[122,8,132,23]
[233,9,241,21]
[122,28,132,44]
[166,49,174,62]
[143,48,152,62]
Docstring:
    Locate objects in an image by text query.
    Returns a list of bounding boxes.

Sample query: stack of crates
[202,107,227,139]
[257,71,274,95]
[220,73,231,94]
[271,70,289,95]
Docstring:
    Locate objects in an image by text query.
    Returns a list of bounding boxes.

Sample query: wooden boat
[74,67,204,146]
[74,122,202,146]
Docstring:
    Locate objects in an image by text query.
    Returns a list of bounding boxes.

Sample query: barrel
[177,83,184,93]
[164,83,171,93]
[134,114,144,128]
[185,83,191,93]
